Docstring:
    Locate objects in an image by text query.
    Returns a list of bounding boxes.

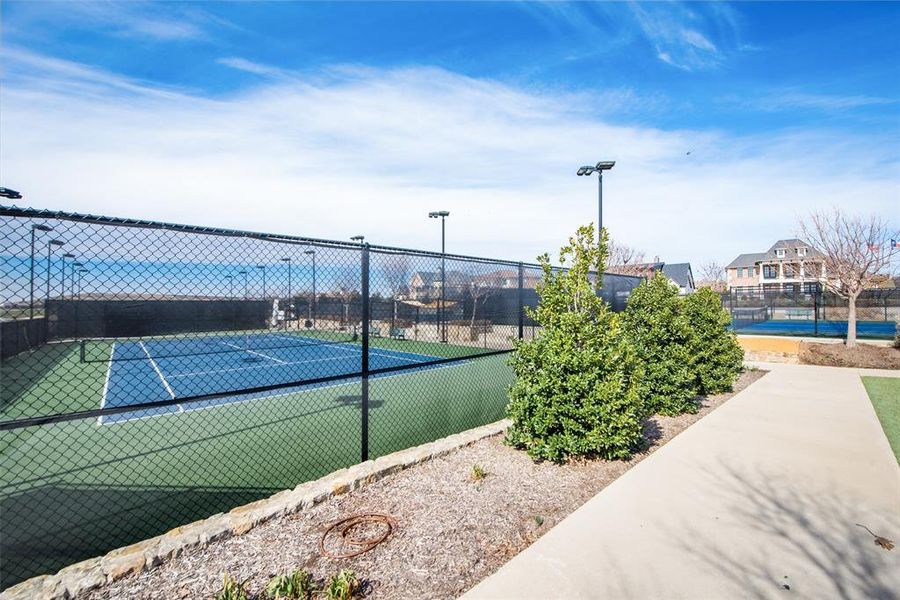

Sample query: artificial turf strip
[862,376,900,463]
[0,351,513,590]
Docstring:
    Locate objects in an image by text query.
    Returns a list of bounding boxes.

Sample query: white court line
[165,343,426,379]
[140,341,176,399]
[220,340,287,364]
[101,358,473,425]
[96,342,116,426]
[168,353,354,379]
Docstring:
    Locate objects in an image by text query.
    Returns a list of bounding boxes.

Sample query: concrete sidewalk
[463,363,900,599]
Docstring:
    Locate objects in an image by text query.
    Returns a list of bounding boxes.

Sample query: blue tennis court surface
[100,333,443,423]
[734,319,896,338]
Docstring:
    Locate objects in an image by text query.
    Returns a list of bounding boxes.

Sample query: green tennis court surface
[0,336,513,589]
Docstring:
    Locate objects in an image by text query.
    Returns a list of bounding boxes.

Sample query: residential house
[726,239,827,292]
[470,269,541,290]
[607,261,695,295]
[406,270,471,301]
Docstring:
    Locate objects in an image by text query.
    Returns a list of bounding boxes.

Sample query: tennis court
[733,318,896,338]
[94,331,445,422]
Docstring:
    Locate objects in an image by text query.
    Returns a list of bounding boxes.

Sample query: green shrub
[266,569,317,599]
[683,288,744,394]
[621,273,698,416]
[215,574,249,600]
[325,569,360,600]
[506,225,644,462]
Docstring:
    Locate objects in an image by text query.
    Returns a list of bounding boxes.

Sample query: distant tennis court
[90,331,445,422]
[733,319,896,338]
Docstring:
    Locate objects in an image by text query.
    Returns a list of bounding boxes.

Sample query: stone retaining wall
[1,420,512,600]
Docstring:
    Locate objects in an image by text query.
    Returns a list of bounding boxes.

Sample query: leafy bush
[683,287,744,394]
[266,569,317,599]
[325,569,360,600]
[894,316,900,349]
[506,225,644,462]
[215,574,249,600]
[621,273,698,416]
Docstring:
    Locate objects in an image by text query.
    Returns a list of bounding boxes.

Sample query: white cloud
[1,51,897,269]
[629,3,737,71]
[734,90,897,112]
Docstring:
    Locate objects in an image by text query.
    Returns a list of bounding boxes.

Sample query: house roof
[661,263,694,290]
[763,238,823,261]
[726,253,766,269]
[410,271,471,286]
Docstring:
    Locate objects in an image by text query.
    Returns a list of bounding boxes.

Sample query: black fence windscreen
[0,205,641,590]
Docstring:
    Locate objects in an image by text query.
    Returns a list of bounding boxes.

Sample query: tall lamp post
[428,211,450,343]
[71,261,84,297]
[45,239,65,305]
[77,269,89,299]
[281,257,292,323]
[62,254,76,298]
[29,224,53,319]
[256,265,267,299]
[225,275,234,299]
[576,161,615,239]
[304,249,316,328]
[238,270,248,299]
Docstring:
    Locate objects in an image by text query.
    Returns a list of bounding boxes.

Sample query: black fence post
[813,284,819,337]
[360,244,370,463]
[360,244,371,462]
[518,262,524,340]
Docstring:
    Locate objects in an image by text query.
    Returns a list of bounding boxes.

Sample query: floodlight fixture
[0,187,22,199]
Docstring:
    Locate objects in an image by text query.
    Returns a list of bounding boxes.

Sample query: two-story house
[406,271,472,301]
[726,239,827,292]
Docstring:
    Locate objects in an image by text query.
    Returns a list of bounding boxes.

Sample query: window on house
[763,265,778,279]
[775,249,785,258]
[797,247,807,257]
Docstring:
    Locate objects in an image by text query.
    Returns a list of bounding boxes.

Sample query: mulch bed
[87,370,765,600]
[800,341,900,370]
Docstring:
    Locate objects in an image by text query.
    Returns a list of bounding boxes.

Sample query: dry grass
[88,370,765,600]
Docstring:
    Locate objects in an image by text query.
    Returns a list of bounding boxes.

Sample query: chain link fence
[0,206,641,589]
[724,285,899,339]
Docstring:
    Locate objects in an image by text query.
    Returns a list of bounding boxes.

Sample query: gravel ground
[87,370,765,600]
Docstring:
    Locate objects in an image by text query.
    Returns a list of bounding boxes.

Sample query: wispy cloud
[217,58,295,80]
[628,2,740,71]
[730,90,898,112]
[1,51,897,267]
[4,1,226,42]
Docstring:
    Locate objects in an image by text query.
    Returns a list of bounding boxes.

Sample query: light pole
[225,275,234,298]
[304,249,316,327]
[238,270,248,299]
[45,239,65,305]
[428,211,450,343]
[576,161,615,239]
[256,265,266,299]
[77,269,89,299]
[281,257,292,323]
[30,224,53,319]
[71,261,84,298]
[62,254,76,298]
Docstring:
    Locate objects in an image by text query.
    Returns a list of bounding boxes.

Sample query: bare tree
[334,270,359,329]
[466,277,496,330]
[696,261,727,292]
[798,208,899,347]
[607,238,648,276]
[379,254,411,329]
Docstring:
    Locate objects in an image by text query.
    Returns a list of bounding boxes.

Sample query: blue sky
[1,1,898,267]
